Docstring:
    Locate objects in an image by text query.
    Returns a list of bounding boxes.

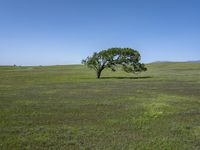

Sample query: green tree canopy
[82,48,147,78]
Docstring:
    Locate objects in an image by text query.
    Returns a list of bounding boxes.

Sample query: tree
[82,48,147,78]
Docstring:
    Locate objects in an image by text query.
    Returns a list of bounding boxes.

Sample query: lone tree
[82,48,147,78]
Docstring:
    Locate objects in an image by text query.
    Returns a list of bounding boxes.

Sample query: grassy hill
[0,62,200,149]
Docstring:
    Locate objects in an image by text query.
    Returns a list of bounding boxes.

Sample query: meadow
[0,62,200,150]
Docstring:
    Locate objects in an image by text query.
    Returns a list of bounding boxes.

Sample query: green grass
[0,62,200,150]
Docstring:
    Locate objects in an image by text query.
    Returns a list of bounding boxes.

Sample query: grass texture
[0,62,200,149]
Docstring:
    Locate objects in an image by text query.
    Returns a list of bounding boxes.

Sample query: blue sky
[0,0,200,65]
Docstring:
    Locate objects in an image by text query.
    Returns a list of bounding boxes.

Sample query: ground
[0,62,200,150]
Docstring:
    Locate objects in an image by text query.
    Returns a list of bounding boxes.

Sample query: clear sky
[0,0,200,65]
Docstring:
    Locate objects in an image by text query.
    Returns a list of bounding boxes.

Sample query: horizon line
[0,60,200,67]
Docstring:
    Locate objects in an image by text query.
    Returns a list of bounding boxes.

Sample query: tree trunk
[96,70,102,79]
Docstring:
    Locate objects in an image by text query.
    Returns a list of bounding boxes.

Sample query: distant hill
[150,61,175,64]
[150,60,200,64]
[187,60,200,63]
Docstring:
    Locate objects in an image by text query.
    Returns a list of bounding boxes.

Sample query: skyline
[1,0,200,66]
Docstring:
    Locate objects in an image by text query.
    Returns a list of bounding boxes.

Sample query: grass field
[0,62,200,150]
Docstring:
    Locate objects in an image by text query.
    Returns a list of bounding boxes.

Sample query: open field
[0,62,200,150]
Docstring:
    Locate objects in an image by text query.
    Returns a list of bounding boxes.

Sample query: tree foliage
[82,48,147,78]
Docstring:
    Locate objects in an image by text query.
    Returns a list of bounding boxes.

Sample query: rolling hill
[0,62,200,149]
